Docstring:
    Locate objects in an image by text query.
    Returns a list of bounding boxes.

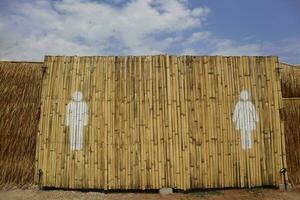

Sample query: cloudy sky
[0,0,299,63]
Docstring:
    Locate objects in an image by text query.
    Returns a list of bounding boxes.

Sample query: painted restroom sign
[65,91,88,150]
[233,91,259,150]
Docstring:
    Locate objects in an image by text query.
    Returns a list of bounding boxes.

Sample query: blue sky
[0,0,299,64]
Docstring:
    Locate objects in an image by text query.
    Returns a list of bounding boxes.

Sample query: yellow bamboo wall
[35,55,286,190]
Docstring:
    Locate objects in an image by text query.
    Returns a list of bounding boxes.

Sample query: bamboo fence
[0,61,43,187]
[35,55,286,190]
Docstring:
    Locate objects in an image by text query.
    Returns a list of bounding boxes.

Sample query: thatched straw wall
[280,62,300,188]
[0,61,43,187]
[281,63,300,98]
[283,99,300,188]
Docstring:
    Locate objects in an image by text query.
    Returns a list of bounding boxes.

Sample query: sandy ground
[1,188,300,200]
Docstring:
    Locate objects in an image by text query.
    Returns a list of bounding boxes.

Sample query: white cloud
[211,39,262,55]
[1,0,299,64]
[184,31,211,44]
[181,48,196,55]
[191,7,210,17]
[0,0,210,61]
[181,32,263,56]
[181,32,300,64]
[207,37,300,63]
[261,38,300,64]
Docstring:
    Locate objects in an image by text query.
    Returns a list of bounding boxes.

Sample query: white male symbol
[233,91,258,150]
[65,91,88,150]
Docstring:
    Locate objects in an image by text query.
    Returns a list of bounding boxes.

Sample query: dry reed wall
[283,99,300,188]
[281,63,300,188]
[0,62,43,187]
[281,63,300,98]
